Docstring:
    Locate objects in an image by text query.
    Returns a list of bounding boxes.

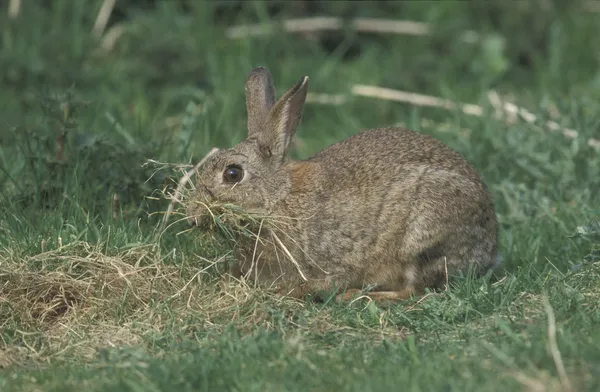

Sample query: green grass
[1,1,600,391]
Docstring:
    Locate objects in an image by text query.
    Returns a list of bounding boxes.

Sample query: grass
[1,0,600,391]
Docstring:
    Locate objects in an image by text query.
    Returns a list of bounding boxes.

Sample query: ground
[1,1,599,391]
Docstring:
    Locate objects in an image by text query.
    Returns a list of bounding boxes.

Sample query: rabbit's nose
[188,216,198,227]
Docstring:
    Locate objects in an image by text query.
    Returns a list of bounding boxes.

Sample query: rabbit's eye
[223,165,244,183]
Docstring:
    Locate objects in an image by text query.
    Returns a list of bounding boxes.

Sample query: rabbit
[185,66,499,304]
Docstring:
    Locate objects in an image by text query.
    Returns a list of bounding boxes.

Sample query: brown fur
[289,162,320,194]
[186,67,499,306]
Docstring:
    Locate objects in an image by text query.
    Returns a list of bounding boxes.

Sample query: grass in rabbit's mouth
[2,1,600,391]
[148,157,282,240]
[152,164,313,283]
[182,198,313,283]
[187,200,269,238]
[156,164,293,247]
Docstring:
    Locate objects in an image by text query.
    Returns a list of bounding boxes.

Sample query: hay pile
[0,241,289,367]
[0,242,176,366]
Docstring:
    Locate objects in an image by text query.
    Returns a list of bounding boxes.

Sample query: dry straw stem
[8,0,21,19]
[92,0,117,38]
[306,86,600,151]
[583,1,600,12]
[95,23,127,53]
[95,16,476,54]
[502,294,576,392]
[112,192,119,220]
[542,294,573,392]
[271,231,308,282]
[225,2,600,38]
[510,371,568,392]
[226,16,479,43]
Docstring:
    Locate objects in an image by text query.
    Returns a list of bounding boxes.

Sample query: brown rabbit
[185,66,500,304]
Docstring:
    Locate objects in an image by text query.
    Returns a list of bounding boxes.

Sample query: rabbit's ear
[259,75,309,160]
[245,67,277,138]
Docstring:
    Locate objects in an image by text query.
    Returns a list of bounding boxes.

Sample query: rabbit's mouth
[187,211,213,230]
[186,201,247,231]
[187,203,271,242]
[185,200,214,230]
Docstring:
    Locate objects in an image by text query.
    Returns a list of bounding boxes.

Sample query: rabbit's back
[310,127,482,186]
[276,127,498,295]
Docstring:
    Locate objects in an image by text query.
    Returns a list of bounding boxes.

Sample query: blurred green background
[1,1,599,391]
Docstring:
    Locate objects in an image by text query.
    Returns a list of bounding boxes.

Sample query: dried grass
[8,0,21,19]
[225,17,479,44]
[92,0,116,38]
[0,241,293,367]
